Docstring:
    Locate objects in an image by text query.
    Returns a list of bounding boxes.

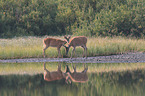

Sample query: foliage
[1,36,145,59]
[0,0,144,38]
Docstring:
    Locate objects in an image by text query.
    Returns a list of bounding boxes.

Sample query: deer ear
[68,35,71,39]
[64,35,67,39]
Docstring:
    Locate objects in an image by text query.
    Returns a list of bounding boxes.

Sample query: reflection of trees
[0,74,44,89]
[51,87,58,96]
[88,70,145,96]
[0,74,77,96]
[97,70,145,86]
[0,70,145,96]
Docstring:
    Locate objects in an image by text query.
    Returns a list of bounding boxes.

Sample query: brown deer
[65,64,88,83]
[43,62,66,82]
[64,36,87,58]
[43,37,67,58]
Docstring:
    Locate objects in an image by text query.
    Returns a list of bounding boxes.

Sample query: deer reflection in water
[43,63,88,83]
[43,62,66,82]
[66,64,88,83]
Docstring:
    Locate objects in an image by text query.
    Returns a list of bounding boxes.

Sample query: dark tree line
[0,0,144,38]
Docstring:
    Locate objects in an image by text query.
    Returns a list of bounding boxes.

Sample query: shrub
[0,0,144,38]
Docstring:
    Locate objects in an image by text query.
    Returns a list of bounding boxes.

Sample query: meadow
[0,36,145,59]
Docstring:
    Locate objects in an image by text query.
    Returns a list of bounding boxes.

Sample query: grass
[0,36,145,59]
[87,37,145,56]
[0,62,145,75]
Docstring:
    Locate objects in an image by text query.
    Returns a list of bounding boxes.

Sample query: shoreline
[1,52,145,63]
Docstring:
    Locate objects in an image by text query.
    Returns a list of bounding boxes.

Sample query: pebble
[0,52,145,63]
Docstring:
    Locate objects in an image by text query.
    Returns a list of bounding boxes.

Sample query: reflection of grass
[1,36,145,59]
[0,62,67,75]
[0,62,43,75]
[0,62,145,75]
[0,65,144,96]
[88,63,145,73]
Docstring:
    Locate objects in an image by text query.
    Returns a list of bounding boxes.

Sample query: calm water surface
[0,62,145,96]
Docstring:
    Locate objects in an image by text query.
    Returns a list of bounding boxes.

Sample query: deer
[43,62,66,82]
[65,64,88,83]
[64,36,87,58]
[43,37,67,58]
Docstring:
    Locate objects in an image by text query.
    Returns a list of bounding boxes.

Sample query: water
[0,62,145,96]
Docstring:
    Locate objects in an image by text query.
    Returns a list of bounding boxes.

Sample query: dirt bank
[0,52,145,63]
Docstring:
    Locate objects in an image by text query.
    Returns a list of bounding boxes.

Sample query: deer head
[66,64,88,83]
[43,37,67,58]
[43,62,66,82]
[64,35,71,43]
[64,36,87,58]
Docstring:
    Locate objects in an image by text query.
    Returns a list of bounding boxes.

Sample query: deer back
[69,36,87,47]
[67,65,88,83]
[43,37,66,47]
[44,71,65,81]
[44,63,66,81]
[69,72,88,83]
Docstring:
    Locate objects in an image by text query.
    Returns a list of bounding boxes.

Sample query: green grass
[0,62,145,75]
[87,37,145,56]
[0,36,145,59]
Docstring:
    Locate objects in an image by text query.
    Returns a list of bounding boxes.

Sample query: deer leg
[43,62,46,70]
[43,62,50,80]
[82,64,88,73]
[71,47,76,58]
[85,46,87,58]
[65,65,71,74]
[73,64,76,72]
[74,48,76,57]
[43,46,49,58]
[57,47,61,58]
[65,65,72,84]
[81,46,85,57]
[65,75,72,84]
[82,46,87,58]
[57,63,61,71]
[81,64,85,73]
[43,62,49,73]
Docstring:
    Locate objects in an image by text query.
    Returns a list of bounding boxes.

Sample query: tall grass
[87,37,145,56]
[0,36,145,59]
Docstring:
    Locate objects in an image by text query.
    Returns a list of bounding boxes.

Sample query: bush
[0,0,144,38]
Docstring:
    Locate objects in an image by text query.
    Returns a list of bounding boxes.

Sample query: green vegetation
[0,0,144,38]
[0,36,145,59]
[0,62,145,96]
[1,70,144,96]
[1,62,145,75]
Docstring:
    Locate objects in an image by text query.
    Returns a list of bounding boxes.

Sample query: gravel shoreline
[1,52,145,63]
